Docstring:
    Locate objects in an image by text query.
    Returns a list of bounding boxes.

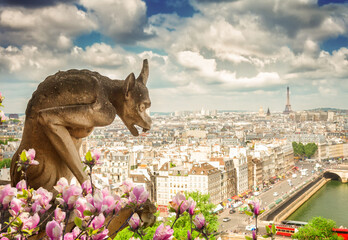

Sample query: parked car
[229,209,236,214]
[223,217,231,222]
[273,192,278,197]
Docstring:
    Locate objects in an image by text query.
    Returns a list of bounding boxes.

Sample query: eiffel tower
[283,86,292,114]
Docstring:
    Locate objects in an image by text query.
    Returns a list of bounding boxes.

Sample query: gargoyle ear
[124,72,136,99]
[136,59,149,85]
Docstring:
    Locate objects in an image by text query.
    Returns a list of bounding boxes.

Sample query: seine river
[287,180,348,227]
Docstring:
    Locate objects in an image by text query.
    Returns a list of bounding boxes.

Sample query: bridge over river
[324,165,348,183]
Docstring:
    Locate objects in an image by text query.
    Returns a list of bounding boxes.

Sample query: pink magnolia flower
[187,197,196,216]
[187,230,192,240]
[54,178,69,194]
[16,180,27,191]
[75,197,90,219]
[91,213,105,230]
[32,187,53,214]
[20,149,39,165]
[153,223,174,240]
[82,180,92,195]
[0,111,8,123]
[0,184,17,209]
[92,229,109,240]
[252,229,257,240]
[46,220,63,240]
[120,181,134,195]
[54,208,66,223]
[9,198,22,216]
[193,214,205,230]
[22,212,40,230]
[83,149,102,166]
[86,190,116,215]
[129,185,149,206]
[57,184,82,210]
[64,227,81,240]
[170,193,189,214]
[251,201,261,216]
[129,213,140,230]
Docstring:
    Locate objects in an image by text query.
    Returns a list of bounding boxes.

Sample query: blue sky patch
[321,35,348,53]
[144,0,196,17]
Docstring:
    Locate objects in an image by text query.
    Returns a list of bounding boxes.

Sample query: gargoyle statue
[10,60,152,192]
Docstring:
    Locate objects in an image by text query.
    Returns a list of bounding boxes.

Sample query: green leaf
[17,166,22,172]
[85,151,92,162]
[272,224,276,234]
[20,150,27,161]
[92,229,99,235]
[83,210,93,216]
[262,235,270,238]
[244,210,253,216]
[260,209,265,214]
[74,217,82,229]
[245,236,253,240]
[266,225,271,234]
[83,166,88,172]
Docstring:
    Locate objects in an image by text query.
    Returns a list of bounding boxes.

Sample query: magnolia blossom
[0,92,4,103]
[92,229,109,240]
[252,229,257,240]
[46,220,63,240]
[63,227,81,240]
[21,212,40,230]
[57,184,82,210]
[153,223,174,240]
[86,189,116,215]
[129,185,149,206]
[0,184,17,209]
[170,193,189,215]
[32,187,53,214]
[91,213,105,230]
[0,111,8,123]
[251,201,261,216]
[54,178,69,193]
[82,180,92,195]
[20,149,39,166]
[187,197,196,216]
[120,181,134,195]
[193,214,205,230]
[16,180,27,191]
[9,198,22,216]
[75,197,90,219]
[83,149,102,166]
[54,208,66,223]
[187,230,192,240]
[129,213,140,230]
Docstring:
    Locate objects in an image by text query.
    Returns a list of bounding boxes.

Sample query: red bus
[269,221,348,239]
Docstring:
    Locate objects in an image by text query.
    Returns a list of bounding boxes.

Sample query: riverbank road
[258,163,317,207]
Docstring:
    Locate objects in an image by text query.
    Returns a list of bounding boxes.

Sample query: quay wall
[261,175,326,221]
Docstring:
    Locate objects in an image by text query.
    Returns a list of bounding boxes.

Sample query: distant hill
[306,108,347,112]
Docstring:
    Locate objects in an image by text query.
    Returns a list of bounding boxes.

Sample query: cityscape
[1,0,348,239]
[1,85,348,238]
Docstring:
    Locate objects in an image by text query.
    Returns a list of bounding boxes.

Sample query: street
[217,162,319,235]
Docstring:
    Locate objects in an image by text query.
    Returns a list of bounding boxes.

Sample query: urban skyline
[1,0,348,113]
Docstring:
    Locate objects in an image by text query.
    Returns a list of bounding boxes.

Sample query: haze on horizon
[1,0,348,114]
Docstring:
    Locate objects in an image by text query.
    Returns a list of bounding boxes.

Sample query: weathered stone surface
[11,59,151,192]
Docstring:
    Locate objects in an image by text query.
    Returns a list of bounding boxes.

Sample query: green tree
[304,143,318,159]
[291,217,343,240]
[292,142,305,160]
[0,158,11,168]
[114,192,218,240]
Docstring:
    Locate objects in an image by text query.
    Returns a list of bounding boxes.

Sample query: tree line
[292,142,318,159]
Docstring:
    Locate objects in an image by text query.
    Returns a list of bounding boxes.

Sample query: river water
[287,180,348,227]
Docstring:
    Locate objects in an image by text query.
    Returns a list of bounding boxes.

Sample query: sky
[1,0,348,113]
